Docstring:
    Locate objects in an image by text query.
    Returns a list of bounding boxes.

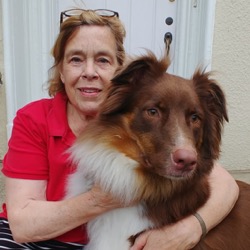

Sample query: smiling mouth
[79,88,101,93]
[78,88,102,98]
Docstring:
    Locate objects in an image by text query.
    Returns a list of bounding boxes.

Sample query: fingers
[89,185,122,209]
[130,231,150,250]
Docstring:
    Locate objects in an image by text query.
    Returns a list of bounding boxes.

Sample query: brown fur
[77,52,250,249]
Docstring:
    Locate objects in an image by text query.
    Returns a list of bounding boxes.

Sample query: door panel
[58,0,177,59]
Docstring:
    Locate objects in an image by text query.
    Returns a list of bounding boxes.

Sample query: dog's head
[98,52,228,179]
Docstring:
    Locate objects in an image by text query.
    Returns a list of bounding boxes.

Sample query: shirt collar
[47,92,67,136]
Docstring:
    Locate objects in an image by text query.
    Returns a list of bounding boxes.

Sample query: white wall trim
[2,0,16,139]
[173,0,217,78]
[2,0,59,138]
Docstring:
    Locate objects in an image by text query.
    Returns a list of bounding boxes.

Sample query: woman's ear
[60,72,65,84]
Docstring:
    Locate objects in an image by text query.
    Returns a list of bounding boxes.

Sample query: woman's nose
[82,60,98,80]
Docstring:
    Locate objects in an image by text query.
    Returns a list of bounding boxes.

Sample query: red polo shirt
[1,92,87,244]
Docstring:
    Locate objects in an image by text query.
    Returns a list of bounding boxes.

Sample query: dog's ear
[193,70,228,159]
[112,51,169,85]
[100,52,169,115]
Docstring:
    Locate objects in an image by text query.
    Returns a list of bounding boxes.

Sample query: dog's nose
[172,149,197,171]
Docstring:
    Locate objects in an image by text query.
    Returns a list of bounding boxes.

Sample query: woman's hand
[130,215,201,250]
[88,185,125,211]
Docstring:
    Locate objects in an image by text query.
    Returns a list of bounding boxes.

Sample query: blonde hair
[48,10,126,96]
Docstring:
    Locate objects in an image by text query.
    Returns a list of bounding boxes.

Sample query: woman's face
[60,25,119,117]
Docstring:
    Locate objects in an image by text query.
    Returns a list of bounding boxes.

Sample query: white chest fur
[66,141,153,250]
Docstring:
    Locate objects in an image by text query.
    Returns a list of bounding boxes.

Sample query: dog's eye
[190,113,200,123]
[147,108,159,117]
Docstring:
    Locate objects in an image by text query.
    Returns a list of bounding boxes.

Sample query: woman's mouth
[78,87,101,97]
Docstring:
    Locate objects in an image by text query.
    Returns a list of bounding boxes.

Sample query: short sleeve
[2,104,49,180]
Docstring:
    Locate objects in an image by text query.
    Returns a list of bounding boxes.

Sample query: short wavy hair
[48,10,126,97]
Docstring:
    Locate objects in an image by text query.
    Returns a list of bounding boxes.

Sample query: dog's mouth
[164,168,196,180]
[148,164,196,180]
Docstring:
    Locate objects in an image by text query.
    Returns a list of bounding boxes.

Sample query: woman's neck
[67,102,97,137]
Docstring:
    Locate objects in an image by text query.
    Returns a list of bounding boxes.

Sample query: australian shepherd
[66,52,250,250]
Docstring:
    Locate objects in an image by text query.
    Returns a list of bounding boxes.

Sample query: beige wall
[212,0,250,172]
[0,0,7,160]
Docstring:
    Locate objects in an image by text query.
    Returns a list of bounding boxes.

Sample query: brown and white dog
[66,52,250,250]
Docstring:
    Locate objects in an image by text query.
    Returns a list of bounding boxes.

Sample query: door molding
[173,0,216,77]
[2,0,59,138]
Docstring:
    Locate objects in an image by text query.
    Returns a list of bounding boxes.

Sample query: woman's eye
[97,57,110,64]
[70,56,82,63]
[147,108,159,117]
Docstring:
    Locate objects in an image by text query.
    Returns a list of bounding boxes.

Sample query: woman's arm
[5,177,121,243]
[194,162,239,232]
[130,163,239,250]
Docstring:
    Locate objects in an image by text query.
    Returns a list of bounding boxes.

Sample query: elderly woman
[0,9,238,250]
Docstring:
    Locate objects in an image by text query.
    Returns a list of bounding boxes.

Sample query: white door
[2,0,216,138]
[57,0,177,61]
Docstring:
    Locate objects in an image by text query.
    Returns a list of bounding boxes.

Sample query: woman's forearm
[7,181,121,243]
[196,163,239,232]
[8,191,107,243]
